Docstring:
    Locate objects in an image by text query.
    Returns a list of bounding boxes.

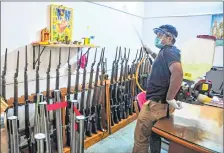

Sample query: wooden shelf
[32,43,100,48]
[111,113,137,134]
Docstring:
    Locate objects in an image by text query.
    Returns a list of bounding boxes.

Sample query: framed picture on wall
[211,14,223,46]
[50,4,74,43]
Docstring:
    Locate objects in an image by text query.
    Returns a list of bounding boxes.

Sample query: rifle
[130,49,139,113]
[46,50,52,104]
[124,49,131,118]
[74,49,82,101]
[113,47,121,122]
[34,46,44,136]
[14,51,19,117]
[102,56,108,129]
[52,48,62,149]
[2,48,7,101]
[110,47,118,126]
[79,49,89,140]
[85,49,97,137]
[118,48,126,119]
[91,48,103,133]
[13,51,19,132]
[45,50,53,152]
[24,46,34,152]
[66,47,72,146]
[136,48,143,94]
[56,48,62,90]
[97,48,105,131]
[80,50,89,114]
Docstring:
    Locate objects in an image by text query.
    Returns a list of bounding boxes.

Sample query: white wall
[143,2,223,67]
[1,2,144,99]
[144,2,223,18]
[94,2,144,17]
[2,2,223,100]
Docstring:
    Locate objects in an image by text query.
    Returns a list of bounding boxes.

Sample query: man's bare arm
[166,62,183,100]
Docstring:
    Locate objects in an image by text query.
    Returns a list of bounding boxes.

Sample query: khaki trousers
[132,100,175,153]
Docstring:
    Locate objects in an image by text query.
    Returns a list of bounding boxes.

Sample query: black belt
[149,98,170,118]
[150,98,167,104]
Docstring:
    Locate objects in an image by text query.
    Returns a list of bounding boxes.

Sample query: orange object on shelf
[41,28,50,42]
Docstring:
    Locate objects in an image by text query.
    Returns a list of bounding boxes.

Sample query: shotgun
[85,49,97,137]
[91,48,103,133]
[110,47,118,126]
[24,46,35,152]
[97,48,105,131]
[66,47,72,146]
[114,47,121,121]
[118,48,126,119]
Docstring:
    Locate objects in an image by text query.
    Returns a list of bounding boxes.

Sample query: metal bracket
[32,46,93,69]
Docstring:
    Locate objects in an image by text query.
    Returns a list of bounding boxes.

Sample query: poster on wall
[211,14,223,46]
[50,5,73,42]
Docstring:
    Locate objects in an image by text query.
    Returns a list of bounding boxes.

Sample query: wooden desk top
[152,103,223,153]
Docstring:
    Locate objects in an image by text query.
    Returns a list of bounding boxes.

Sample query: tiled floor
[85,121,168,153]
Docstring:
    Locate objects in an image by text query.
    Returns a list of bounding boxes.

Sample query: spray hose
[135,57,146,93]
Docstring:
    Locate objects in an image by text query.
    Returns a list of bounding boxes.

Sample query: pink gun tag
[79,54,87,69]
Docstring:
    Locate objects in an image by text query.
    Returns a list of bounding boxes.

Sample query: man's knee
[133,113,154,153]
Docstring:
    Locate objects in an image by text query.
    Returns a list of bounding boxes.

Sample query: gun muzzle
[53,90,63,153]
[34,133,46,153]
[76,115,85,153]
[8,116,20,153]
[34,93,44,135]
[39,102,51,153]
[70,100,79,153]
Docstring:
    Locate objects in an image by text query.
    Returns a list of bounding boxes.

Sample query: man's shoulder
[161,45,181,62]
[163,46,181,55]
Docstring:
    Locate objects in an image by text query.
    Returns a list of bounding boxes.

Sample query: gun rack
[32,44,100,69]
[6,79,138,152]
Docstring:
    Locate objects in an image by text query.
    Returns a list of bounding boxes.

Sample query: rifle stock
[96,48,105,131]
[113,47,121,122]
[110,47,118,126]
[66,47,72,146]
[85,49,97,137]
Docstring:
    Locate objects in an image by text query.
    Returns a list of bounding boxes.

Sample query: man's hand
[167,99,183,109]
[143,45,153,54]
[143,45,157,59]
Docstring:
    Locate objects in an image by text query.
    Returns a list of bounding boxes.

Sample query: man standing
[132,24,184,153]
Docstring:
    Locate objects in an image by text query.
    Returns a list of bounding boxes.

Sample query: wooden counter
[152,103,223,153]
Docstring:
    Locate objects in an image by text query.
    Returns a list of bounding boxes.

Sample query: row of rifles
[109,47,151,126]
[2,45,151,153]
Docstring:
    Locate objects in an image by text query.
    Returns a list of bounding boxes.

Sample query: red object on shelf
[197,35,216,41]
[79,54,87,69]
